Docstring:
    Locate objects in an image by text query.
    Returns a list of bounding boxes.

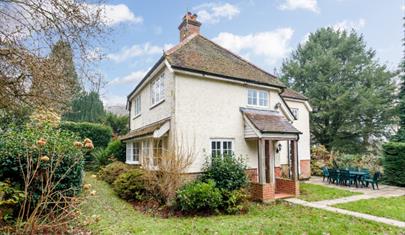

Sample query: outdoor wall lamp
[276,143,282,153]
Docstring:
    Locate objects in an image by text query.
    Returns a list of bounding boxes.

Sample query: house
[120,12,312,201]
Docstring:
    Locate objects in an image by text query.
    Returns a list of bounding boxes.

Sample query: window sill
[246,105,270,110]
[126,161,140,165]
[150,99,165,110]
[132,113,141,120]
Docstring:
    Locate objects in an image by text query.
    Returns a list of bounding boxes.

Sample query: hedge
[60,121,112,148]
[382,142,405,186]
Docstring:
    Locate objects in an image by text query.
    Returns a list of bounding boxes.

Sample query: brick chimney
[178,12,201,42]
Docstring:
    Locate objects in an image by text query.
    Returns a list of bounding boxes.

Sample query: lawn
[334,196,405,222]
[299,183,362,202]
[78,174,403,234]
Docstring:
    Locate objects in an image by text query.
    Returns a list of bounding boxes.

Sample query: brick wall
[275,178,299,196]
[246,168,258,182]
[300,160,311,179]
[250,183,275,201]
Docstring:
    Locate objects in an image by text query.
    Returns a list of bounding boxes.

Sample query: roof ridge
[197,34,281,82]
[164,33,199,56]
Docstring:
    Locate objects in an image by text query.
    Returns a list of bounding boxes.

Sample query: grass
[334,196,405,222]
[299,183,362,202]
[78,174,404,234]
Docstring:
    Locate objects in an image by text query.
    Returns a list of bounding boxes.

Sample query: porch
[241,107,301,201]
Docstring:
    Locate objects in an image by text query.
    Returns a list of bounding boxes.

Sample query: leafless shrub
[142,137,195,205]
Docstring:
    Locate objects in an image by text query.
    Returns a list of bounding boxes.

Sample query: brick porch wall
[250,182,275,201]
[300,160,311,179]
[275,178,299,196]
[246,168,258,182]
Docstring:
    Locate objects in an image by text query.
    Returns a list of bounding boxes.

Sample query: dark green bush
[60,121,112,148]
[382,142,405,186]
[220,189,249,214]
[200,155,247,191]
[0,181,25,224]
[98,161,131,184]
[176,180,222,213]
[104,140,126,163]
[113,169,148,201]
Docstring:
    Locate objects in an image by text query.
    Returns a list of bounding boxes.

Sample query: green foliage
[104,112,129,135]
[0,124,85,204]
[62,91,106,123]
[60,121,112,148]
[382,142,405,186]
[220,189,249,214]
[98,161,131,184]
[0,181,25,223]
[104,140,126,163]
[176,180,222,213]
[112,169,148,201]
[281,28,397,153]
[200,155,248,191]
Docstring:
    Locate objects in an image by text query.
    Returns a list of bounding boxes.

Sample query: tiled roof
[165,34,286,88]
[120,118,170,141]
[280,88,308,100]
[241,108,301,134]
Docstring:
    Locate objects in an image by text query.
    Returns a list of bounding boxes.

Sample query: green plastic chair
[322,167,330,182]
[364,172,381,190]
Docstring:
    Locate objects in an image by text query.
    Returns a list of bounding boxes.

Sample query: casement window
[248,89,268,108]
[151,73,165,106]
[291,108,299,119]
[134,95,141,116]
[153,140,163,166]
[126,142,140,164]
[211,139,234,157]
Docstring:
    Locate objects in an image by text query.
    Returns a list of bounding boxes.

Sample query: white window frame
[247,89,269,108]
[134,95,141,117]
[210,139,234,157]
[291,108,299,119]
[126,141,140,164]
[150,73,165,107]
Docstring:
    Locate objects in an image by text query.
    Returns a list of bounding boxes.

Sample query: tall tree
[281,28,396,153]
[0,0,106,113]
[62,91,106,123]
[393,17,405,142]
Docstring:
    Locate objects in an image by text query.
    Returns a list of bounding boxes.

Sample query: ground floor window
[126,138,166,165]
[210,139,234,157]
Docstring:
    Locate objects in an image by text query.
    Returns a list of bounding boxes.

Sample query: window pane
[259,91,268,107]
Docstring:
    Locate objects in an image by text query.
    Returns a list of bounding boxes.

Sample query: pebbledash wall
[127,64,311,177]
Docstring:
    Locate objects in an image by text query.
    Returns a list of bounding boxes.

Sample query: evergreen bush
[382,142,405,186]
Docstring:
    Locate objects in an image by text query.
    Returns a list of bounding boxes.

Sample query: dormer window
[151,73,165,106]
[248,89,268,108]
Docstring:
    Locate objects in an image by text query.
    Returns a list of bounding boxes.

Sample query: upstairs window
[211,139,233,157]
[291,108,299,119]
[134,95,141,116]
[248,89,268,108]
[151,73,165,106]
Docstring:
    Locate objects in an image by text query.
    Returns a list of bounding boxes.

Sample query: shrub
[200,155,247,191]
[0,123,87,230]
[60,121,112,148]
[0,181,25,224]
[220,189,249,214]
[176,180,222,213]
[98,161,131,184]
[382,142,405,186]
[104,140,126,163]
[310,145,333,176]
[113,169,148,201]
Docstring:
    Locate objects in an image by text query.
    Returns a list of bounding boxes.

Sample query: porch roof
[241,108,301,135]
[120,118,170,141]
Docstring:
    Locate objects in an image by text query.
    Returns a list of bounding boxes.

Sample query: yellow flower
[83,138,92,144]
[40,155,50,162]
[37,138,47,146]
[74,141,83,148]
[85,142,94,150]
[90,190,96,196]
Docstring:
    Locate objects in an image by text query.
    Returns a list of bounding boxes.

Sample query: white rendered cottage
[120,13,312,201]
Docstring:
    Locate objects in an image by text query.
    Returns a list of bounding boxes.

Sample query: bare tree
[0,0,108,112]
